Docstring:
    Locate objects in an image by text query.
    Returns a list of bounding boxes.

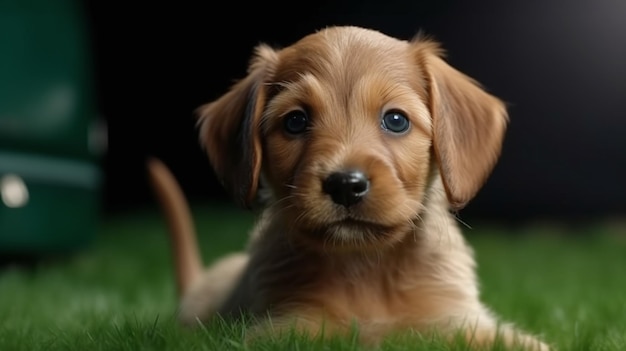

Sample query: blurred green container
[0,1,105,255]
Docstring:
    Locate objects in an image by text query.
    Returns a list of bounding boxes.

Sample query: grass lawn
[1,204,625,350]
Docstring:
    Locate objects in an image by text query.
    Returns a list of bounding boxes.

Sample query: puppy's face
[260,32,433,249]
[198,27,507,251]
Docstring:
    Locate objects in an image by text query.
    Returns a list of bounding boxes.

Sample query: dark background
[85,0,626,223]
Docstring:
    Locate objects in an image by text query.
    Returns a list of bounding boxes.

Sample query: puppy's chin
[275,189,424,252]
[294,218,415,253]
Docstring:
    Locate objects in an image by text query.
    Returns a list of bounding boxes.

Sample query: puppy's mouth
[296,214,411,251]
[327,217,389,231]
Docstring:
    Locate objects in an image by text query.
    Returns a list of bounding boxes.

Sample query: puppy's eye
[381,110,410,134]
[283,110,309,135]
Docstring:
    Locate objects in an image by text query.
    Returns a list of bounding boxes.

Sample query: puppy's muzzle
[322,170,370,207]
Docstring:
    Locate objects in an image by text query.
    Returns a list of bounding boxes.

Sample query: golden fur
[148,26,550,350]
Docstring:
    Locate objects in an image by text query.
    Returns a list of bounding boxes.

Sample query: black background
[84,0,626,222]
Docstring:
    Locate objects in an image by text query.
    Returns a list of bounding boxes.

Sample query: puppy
[148,26,549,350]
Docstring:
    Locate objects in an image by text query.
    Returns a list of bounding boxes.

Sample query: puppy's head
[198,26,507,251]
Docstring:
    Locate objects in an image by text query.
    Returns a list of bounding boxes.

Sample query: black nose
[322,170,370,207]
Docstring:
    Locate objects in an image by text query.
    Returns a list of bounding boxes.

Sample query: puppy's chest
[256,251,431,322]
[312,268,428,322]
[251,225,449,324]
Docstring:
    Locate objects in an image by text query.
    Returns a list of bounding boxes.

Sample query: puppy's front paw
[244,313,337,344]
[467,325,552,351]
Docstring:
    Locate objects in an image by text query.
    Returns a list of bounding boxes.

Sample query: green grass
[1,205,625,350]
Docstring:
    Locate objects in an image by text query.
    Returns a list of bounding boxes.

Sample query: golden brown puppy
[148,26,550,350]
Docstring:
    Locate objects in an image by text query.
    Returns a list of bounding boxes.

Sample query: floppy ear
[415,40,508,210]
[196,44,278,208]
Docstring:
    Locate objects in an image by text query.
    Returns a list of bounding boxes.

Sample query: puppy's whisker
[269,196,295,213]
[453,214,473,230]
[292,208,311,227]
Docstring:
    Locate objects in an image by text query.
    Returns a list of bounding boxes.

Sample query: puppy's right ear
[196,45,278,208]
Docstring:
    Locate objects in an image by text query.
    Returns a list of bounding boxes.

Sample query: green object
[0,1,104,255]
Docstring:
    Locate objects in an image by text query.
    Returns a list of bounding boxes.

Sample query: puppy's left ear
[413,40,508,210]
[196,45,278,208]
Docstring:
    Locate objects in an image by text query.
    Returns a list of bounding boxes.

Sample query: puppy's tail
[147,157,202,297]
